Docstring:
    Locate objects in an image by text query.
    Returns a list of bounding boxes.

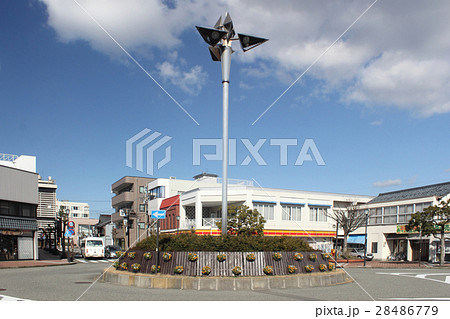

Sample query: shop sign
[397,223,450,234]
[0,230,24,236]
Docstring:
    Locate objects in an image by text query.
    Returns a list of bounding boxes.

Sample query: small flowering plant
[319,264,327,272]
[287,265,297,274]
[232,266,242,276]
[202,266,211,276]
[217,254,226,262]
[115,251,124,258]
[143,252,152,260]
[131,263,141,272]
[246,253,256,262]
[113,261,120,269]
[322,253,332,260]
[328,263,335,271]
[128,252,136,259]
[293,253,304,261]
[305,264,314,272]
[120,262,128,271]
[263,266,274,275]
[174,265,184,274]
[309,253,317,261]
[162,252,172,262]
[150,265,160,273]
[188,253,198,262]
[272,252,282,261]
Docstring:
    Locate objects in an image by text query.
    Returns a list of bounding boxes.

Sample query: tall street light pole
[196,13,268,235]
[364,210,369,267]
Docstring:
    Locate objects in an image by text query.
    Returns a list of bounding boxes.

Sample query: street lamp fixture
[196,12,268,235]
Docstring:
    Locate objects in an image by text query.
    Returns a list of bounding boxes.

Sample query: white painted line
[98,260,108,263]
[75,259,87,263]
[0,294,30,301]
[381,297,450,301]
[89,260,99,263]
[445,276,450,284]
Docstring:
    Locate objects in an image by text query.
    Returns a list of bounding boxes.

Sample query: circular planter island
[100,250,351,291]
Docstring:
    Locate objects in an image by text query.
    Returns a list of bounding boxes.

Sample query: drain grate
[0,289,6,291]
[74,282,92,284]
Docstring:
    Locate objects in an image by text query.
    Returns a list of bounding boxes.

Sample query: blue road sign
[64,230,73,238]
[151,210,166,219]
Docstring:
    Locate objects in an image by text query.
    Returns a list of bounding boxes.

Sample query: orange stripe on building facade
[193,229,336,237]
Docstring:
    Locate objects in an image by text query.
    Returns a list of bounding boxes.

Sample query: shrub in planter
[305,264,314,272]
[202,266,211,276]
[328,263,335,271]
[232,266,242,276]
[293,253,303,261]
[131,263,141,273]
[263,266,274,275]
[319,264,327,272]
[272,252,282,261]
[128,252,136,259]
[246,253,256,262]
[322,253,331,260]
[150,265,160,273]
[287,265,297,274]
[188,253,198,262]
[309,253,317,261]
[120,262,128,271]
[174,266,184,274]
[162,252,172,262]
[217,254,226,262]
[113,261,120,269]
[143,252,152,260]
[115,251,124,258]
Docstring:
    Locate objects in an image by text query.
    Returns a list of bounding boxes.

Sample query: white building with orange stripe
[147,173,373,252]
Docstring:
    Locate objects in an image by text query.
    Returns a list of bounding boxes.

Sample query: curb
[100,269,352,290]
[0,262,76,269]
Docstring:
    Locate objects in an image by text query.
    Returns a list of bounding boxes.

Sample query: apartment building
[57,200,90,219]
[37,176,58,233]
[110,176,155,248]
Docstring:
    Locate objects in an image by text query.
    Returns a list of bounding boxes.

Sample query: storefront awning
[386,234,408,241]
[0,216,38,231]
[347,234,366,244]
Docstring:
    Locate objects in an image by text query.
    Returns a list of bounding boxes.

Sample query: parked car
[349,248,373,261]
[104,245,121,259]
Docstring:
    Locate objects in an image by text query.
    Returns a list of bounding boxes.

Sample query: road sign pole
[156,219,160,273]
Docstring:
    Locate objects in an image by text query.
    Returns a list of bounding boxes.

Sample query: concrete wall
[0,165,38,204]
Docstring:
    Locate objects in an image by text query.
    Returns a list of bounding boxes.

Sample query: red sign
[68,221,75,229]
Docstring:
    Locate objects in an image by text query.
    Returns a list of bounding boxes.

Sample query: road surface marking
[377,272,450,285]
[75,259,87,263]
[0,294,29,301]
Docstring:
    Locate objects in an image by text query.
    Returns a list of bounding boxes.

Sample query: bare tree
[327,204,368,256]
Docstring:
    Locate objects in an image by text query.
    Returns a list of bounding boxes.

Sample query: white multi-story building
[57,200,90,219]
[352,182,450,262]
[147,173,374,252]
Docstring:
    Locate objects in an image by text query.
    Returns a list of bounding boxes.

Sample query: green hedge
[133,233,314,252]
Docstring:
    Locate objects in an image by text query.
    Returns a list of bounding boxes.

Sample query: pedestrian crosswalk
[0,294,29,301]
[74,259,114,264]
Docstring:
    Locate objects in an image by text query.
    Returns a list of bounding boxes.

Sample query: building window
[369,208,382,225]
[72,213,78,218]
[309,207,328,222]
[371,242,378,254]
[72,206,78,210]
[185,206,195,220]
[415,202,432,213]
[138,222,145,229]
[139,204,146,212]
[139,186,147,193]
[253,203,275,220]
[281,205,302,221]
[383,206,397,224]
[398,204,414,223]
[82,214,88,218]
[149,186,165,199]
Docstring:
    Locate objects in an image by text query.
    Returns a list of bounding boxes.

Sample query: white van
[80,237,105,258]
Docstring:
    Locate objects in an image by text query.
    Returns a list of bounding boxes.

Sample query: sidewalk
[337,259,450,269]
[0,249,75,269]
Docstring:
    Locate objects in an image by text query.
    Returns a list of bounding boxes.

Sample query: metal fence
[117,251,332,277]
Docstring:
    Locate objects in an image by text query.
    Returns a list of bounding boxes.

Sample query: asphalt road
[0,262,449,301]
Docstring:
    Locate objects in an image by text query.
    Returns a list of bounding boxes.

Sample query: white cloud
[157,61,207,95]
[373,179,402,188]
[39,0,450,116]
[370,120,383,126]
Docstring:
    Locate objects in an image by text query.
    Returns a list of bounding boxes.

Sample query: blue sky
[1,0,450,218]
